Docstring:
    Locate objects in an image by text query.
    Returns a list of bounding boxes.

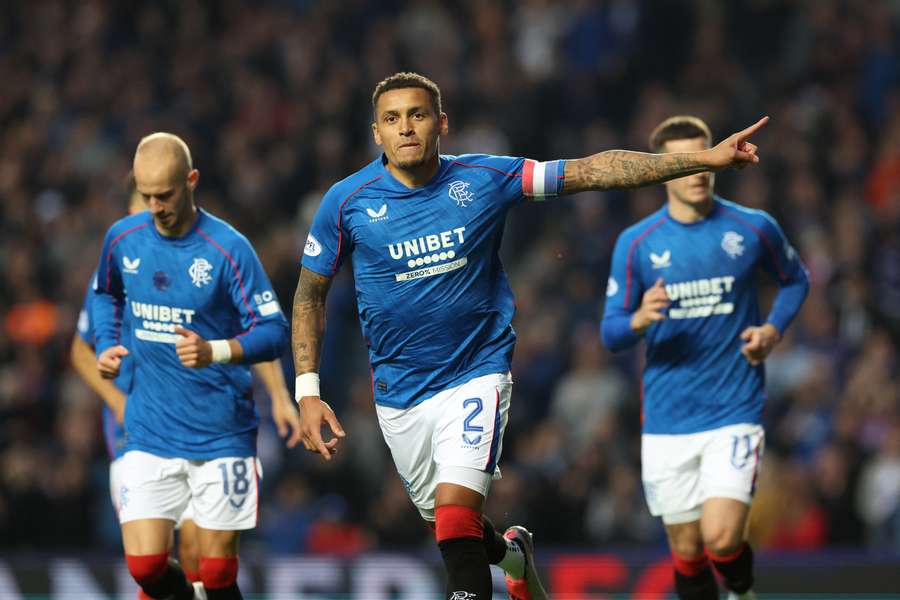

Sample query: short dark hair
[372,72,442,118]
[649,116,711,153]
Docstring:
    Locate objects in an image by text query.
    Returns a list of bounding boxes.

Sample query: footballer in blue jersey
[93,134,290,600]
[602,116,809,600]
[292,73,770,600]
[74,178,300,595]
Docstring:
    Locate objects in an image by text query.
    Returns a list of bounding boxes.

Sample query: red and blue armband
[522,159,566,200]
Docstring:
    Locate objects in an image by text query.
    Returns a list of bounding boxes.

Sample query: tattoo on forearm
[291,268,332,375]
[563,150,707,193]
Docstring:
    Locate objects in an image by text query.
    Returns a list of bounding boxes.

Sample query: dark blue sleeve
[757,213,810,334]
[601,231,643,352]
[227,237,290,363]
[93,229,126,355]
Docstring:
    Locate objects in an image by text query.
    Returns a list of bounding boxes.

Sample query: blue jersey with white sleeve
[302,154,565,409]
[78,271,132,460]
[93,209,289,459]
[602,196,809,434]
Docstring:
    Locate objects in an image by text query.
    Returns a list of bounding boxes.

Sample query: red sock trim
[199,556,239,590]
[671,551,710,577]
[184,569,200,583]
[707,542,747,563]
[125,553,169,586]
[434,505,483,542]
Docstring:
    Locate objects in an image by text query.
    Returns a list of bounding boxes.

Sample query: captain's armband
[522,159,566,200]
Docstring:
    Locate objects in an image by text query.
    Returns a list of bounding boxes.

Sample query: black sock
[438,537,493,599]
[141,559,194,600]
[674,566,719,600]
[205,584,243,599]
[710,543,754,594]
[481,517,507,565]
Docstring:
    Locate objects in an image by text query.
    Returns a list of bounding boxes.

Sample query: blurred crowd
[1,0,899,556]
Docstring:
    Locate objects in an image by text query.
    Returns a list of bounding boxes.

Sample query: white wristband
[295,373,320,402]
[209,339,232,364]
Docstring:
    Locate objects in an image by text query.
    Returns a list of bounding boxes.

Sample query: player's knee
[703,527,743,557]
[199,556,239,590]
[125,553,169,587]
[666,525,704,559]
[178,537,199,565]
[434,504,483,543]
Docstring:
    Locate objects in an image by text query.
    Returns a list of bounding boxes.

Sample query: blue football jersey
[78,270,131,460]
[602,197,809,434]
[93,209,289,459]
[303,154,563,409]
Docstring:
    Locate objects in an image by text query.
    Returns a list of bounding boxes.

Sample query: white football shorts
[641,422,765,524]
[376,372,512,521]
[117,450,262,531]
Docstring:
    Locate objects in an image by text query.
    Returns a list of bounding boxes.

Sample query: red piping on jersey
[721,208,787,281]
[105,222,150,344]
[196,227,258,336]
[624,215,668,307]
[333,176,383,274]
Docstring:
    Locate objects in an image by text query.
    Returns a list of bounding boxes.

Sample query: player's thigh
[641,431,706,524]
[187,456,261,531]
[117,450,191,527]
[699,423,765,505]
[122,519,176,555]
[376,397,440,521]
[433,373,512,498]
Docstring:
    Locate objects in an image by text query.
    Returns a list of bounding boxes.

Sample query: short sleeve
[302,185,351,276]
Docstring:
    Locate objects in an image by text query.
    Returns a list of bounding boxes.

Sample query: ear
[439,112,449,136]
[372,121,383,147]
[187,168,199,191]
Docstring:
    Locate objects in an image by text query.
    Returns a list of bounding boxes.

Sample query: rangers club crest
[189,258,213,287]
[448,181,475,207]
[721,231,745,259]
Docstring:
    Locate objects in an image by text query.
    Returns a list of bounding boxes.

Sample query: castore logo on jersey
[366,204,389,222]
[650,250,671,269]
[123,256,141,274]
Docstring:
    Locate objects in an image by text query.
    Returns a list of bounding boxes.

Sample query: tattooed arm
[562,116,768,194]
[292,266,332,377]
[291,266,344,460]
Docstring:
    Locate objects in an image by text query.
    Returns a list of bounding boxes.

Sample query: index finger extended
[738,116,769,140]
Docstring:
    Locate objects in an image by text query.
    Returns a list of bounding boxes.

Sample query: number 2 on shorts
[462,397,484,445]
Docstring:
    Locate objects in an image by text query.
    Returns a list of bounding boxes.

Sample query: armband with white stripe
[522,159,566,200]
